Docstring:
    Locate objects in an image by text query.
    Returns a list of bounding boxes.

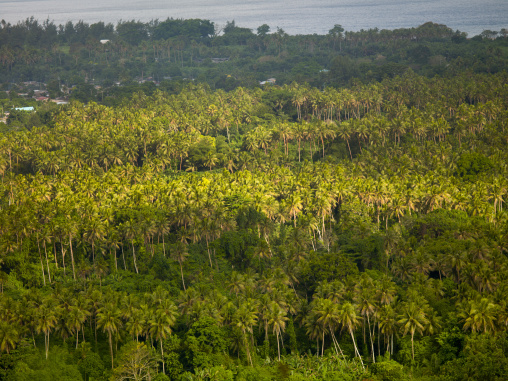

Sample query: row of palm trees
[1,149,507,286]
[1,72,506,178]
[2,267,508,369]
[0,18,475,74]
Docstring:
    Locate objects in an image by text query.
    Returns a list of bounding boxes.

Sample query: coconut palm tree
[233,303,258,366]
[268,301,289,361]
[97,302,123,368]
[149,304,178,374]
[378,304,398,355]
[459,298,499,334]
[170,242,189,290]
[313,298,345,359]
[35,301,58,359]
[0,321,19,354]
[68,305,88,348]
[338,302,364,368]
[398,302,427,360]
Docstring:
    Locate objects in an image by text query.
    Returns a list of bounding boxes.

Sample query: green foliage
[299,251,359,290]
[411,209,470,239]
[257,24,270,37]
[236,366,274,381]
[439,334,508,381]
[396,336,435,367]
[0,26,508,381]
[75,342,106,380]
[285,354,367,381]
[116,21,148,45]
[152,374,171,381]
[287,319,298,355]
[161,335,184,379]
[111,342,159,381]
[435,327,465,363]
[456,151,494,181]
[371,359,407,381]
[329,56,359,85]
[11,345,83,381]
[217,230,258,269]
[152,18,214,40]
[185,317,229,369]
[0,339,36,380]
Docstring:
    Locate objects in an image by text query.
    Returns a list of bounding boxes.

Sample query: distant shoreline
[1,0,506,37]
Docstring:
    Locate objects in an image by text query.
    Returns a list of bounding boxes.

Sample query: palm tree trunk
[45,331,49,359]
[350,328,364,368]
[243,331,253,366]
[277,329,281,361]
[121,244,126,270]
[161,340,165,374]
[43,241,52,282]
[179,261,186,290]
[108,331,114,368]
[206,238,213,268]
[322,331,325,357]
[69,235,76,280]
[112,248,117,271]
[411,331,415,360]
[367,315,375,363]
[37,239,46,286]
[53,241,59,268]
[131,240,139,274]
[330,329,345,360]
[61,243,66,276]
[346,139,353,160]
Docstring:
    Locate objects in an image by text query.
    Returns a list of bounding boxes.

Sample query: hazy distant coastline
[0,0,506,36]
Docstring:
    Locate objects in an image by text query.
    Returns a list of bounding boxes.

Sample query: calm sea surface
[0,0,506,37]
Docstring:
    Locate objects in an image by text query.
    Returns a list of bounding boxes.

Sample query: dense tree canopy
[1,17,508,381]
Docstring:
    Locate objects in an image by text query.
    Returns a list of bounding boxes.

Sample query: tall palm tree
[68,305,88,348]
[97,303,123,368]
[149,305,178,374]
[170,242,189,290]
[354,277,378,362]
[336,122,353,160]
[268,301,289,361]
[35,302,58,359]
[459,298,498,334]
[291,123,307,162]
[83,215,107,266]
[398,302,427,360]
[0,321,19,354]
[338,302,364,368]
[126,309,145,343]
[120,219,139,274]
[233,304,258,366]
[313,298,345,359]
[378,304,398,355]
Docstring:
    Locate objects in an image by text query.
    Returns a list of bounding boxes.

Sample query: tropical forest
[0,17,508,381]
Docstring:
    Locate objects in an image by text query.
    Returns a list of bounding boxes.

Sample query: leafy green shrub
[455,152,494,181]
[371,359,407,381]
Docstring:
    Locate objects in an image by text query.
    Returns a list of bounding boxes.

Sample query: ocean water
[0,0,506,37]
